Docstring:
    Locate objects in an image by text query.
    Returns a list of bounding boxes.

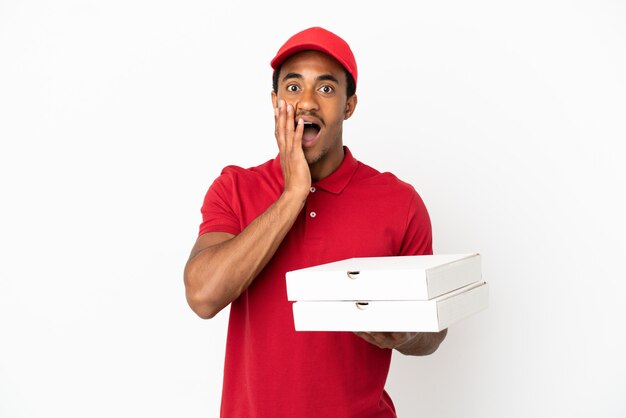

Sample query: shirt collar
[271,146,359,195]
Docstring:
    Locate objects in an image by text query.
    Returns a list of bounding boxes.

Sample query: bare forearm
[185,191,305,318]
[395,329,448,356]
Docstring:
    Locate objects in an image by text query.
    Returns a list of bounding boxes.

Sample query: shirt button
[309,211,317,218]
[310,187,316,193]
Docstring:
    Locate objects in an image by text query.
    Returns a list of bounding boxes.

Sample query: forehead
[278,50,347,84]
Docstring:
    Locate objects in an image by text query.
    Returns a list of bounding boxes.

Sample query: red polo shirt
[199,147,432,418]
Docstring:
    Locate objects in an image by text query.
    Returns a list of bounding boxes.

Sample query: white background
[1,1,625,417]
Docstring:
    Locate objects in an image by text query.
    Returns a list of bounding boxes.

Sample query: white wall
[1,1,624,417]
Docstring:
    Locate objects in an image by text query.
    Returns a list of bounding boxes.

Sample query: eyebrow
[282,72,340,84]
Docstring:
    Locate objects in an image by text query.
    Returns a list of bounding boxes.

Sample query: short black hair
[272,66,356,98]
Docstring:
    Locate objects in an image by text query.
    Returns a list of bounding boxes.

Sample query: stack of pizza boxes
[286,254,488,332]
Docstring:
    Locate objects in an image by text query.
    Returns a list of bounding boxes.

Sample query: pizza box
[286,254,482,301]
[291,281,489,332]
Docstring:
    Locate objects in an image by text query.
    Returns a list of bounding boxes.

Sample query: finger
[363,332,398,349]
[276,100,285,147]
[274,107,282,149]
[285,103,295,153]
[294,117,304,150]
[368,332,390,348]
[354,331,378,347]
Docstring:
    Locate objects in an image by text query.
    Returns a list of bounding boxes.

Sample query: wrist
[281,186,309,204]
[279,188,309,211]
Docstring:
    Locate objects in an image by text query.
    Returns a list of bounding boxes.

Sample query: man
[184,26,447,417]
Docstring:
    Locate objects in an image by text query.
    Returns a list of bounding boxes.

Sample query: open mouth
[302,121,321,143]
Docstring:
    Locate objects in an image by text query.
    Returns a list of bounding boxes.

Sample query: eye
[319,85,334,94]
[286,84,300,93]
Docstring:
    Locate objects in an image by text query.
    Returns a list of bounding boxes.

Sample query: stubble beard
[303,130,342,167]
[304,144,329,166]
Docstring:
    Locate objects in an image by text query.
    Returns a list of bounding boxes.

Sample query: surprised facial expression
[272,51,357,179]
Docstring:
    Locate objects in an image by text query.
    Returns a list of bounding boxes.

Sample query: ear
[344,94,358,120]
[271,91,277,109]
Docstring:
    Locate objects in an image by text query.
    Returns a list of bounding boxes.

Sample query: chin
[304,147,326,166]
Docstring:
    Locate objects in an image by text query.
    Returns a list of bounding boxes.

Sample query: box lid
[286,253,482,301]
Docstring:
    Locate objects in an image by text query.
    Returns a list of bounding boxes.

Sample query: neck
[309,144,345,182]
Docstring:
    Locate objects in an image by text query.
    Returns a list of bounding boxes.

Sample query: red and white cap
[270,27,358,89]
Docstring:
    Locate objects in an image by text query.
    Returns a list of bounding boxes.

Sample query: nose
[295,87,319,113]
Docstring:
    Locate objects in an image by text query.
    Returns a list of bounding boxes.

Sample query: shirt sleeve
[198,170,242,237]
[398,190,433,256]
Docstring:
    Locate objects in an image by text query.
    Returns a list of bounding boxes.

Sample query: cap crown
[270,27,357,89]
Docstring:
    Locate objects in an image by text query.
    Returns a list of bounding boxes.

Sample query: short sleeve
[198,171,242,237]
[398,190,433,256]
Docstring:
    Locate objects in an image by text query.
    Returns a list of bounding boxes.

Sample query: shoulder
[220,157,276,179]
[204,157,283,211]
[353,159,420,196]
[212,157,281,189]
[351,158,430,220]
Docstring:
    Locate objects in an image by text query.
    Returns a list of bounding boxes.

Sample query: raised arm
[184,101,310,319]
[184,193,304,319]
